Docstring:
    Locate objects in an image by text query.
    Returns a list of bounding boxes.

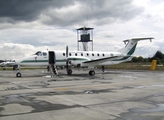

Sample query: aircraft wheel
[67,69,72,75]
[16,72,21,77]
[89,70,95,76]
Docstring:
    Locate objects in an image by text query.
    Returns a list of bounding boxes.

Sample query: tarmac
[0,69,164,120]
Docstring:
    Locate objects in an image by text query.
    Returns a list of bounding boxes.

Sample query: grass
[100,62,164,71]
[0,62,164,71]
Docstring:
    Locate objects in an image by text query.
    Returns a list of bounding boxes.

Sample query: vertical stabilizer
[119,37,154,56]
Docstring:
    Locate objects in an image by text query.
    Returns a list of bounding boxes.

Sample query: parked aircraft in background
[0,60,17,70]
[0,60,4,63]
[12,37,153,77]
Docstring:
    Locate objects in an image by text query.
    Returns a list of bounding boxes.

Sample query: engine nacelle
[68,56,90,67]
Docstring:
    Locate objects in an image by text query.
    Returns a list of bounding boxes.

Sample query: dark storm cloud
[0,0,74,22]
[41,0,143,26]
[0,0,143,26]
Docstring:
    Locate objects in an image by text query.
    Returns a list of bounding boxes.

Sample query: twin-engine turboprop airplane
[14,37,153,77]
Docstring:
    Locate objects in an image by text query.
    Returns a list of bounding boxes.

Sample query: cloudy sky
[0,0,163,60]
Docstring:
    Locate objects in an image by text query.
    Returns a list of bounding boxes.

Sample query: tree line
[132,51,164,64]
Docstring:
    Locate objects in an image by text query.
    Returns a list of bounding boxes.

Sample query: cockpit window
[35,51,42,56]
[43,52,47,56]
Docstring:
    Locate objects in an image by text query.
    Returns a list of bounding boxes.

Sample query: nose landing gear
[16,65,21,77]
[16,72,21,77]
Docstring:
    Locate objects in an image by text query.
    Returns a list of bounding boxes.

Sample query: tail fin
[119,37,154,56]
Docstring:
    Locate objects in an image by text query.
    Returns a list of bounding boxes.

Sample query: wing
[67,55,123,66]
[82,56,123,65]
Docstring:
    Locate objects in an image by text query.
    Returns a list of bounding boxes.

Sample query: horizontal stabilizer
[123,37,154,42]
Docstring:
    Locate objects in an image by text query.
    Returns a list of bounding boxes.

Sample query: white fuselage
[15,37,154,68]
[15,50,128,67]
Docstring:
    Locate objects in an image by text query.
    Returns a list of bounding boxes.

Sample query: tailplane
[119,37,154,56]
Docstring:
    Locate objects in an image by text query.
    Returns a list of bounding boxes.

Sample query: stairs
[49,64,58,77]
[48,51,58,77]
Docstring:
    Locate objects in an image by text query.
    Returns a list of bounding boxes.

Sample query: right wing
[83,56,120,65]
[67,55,123,66]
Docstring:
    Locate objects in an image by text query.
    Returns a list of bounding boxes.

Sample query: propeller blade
[66,46,69,70]
[66,46,68,57]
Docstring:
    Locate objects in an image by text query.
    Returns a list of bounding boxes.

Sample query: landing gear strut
[102,66,105,72]
[13,65,18,70]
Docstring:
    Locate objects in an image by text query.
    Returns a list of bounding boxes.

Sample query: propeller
[65,45,73,75]
[66,46,69,71]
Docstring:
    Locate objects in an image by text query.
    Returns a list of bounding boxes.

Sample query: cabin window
[43,52,47,56]
[86,53,89,56]
[75,53,77,56]
[92,53,94,56]
[97,53,99,56]
[63,53,65,56]
[102,53,105,56]
[69,53,71,56]
[81,53,83,56]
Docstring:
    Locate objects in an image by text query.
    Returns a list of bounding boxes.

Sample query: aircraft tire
[16,72,21,77]
[89,70,95,76]
[67,69,72,75]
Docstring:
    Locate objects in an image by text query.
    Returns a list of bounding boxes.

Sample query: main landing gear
[67,69,72,75]
[66,68,95,76]
[89,70,95,76]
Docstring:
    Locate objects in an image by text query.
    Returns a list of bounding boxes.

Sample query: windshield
[34,51,47,56]
[35,51,42,56]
